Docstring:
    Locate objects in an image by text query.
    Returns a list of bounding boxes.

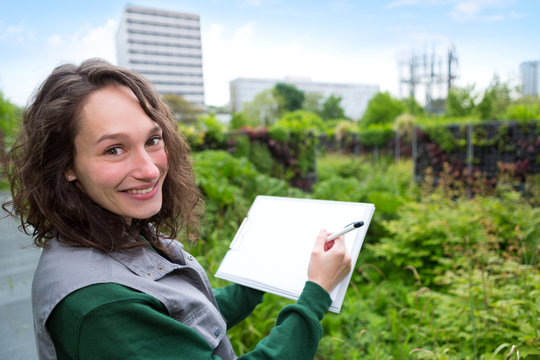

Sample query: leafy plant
[183,148,539,359]
[360,91,406,126]
[357,123,394,147]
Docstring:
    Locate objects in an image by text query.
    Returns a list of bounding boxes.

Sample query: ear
[64,169,77,182]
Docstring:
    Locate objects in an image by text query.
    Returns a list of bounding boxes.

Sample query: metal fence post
[412,126,418,181]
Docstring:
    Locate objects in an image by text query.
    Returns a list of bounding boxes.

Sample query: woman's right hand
[307,229,352,293]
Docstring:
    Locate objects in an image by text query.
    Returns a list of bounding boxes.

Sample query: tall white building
[230,77,379,120]
[116,5,204,105]
[520,60,540,97]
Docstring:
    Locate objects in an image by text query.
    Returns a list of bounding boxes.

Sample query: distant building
[229,77,379,120]
[520,60,540,97]
[116,5,204,105]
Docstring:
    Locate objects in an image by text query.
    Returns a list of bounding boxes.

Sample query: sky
[0,0,539,108]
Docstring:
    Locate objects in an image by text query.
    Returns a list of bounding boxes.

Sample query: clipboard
[215,195,375,313]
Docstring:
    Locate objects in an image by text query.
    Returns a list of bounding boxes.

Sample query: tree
[0,91,22,163]
[162,94,203,125]
[275,110,325,134]
[302,92,323,114]
[360,92,405,127]
[402,96,425,116]
[446,85,477,117]
[273,83,305,115]
[476,75,512,120]
[229,112,250,130]
[241,89,280,127]
[320,95,346,121]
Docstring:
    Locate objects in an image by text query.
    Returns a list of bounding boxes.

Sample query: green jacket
[48,281,331,359]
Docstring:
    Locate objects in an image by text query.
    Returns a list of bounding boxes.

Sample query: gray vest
[32,238,237,360]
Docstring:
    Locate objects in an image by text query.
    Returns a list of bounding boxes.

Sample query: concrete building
[229,77,379,120]
[116,5,204,105]
[520,60,540,97]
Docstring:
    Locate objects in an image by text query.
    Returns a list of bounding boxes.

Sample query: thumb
[315,229,328,247]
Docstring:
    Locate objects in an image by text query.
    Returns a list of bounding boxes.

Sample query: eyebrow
[95,125,162,145]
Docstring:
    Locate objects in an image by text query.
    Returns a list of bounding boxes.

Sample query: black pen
[326,221,364,242]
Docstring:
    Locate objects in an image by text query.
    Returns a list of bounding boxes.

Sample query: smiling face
[65,85,168,225]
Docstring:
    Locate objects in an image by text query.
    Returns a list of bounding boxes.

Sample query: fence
[199,120,539,192]
[318,120,539,191]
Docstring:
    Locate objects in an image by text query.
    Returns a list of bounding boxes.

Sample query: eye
[104,146,125,156]
[145,136,162,147]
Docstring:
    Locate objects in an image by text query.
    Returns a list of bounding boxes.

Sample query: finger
[315,229,327,247]
[324,240,334,252]
[331,234,346,249]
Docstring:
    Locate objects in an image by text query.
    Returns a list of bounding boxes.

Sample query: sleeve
[47,283,223,360]
[48,281,332,360]
[212,284,265,328]
[237,281,332,360]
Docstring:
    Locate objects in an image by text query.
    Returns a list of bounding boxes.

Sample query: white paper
[215,196,375,313]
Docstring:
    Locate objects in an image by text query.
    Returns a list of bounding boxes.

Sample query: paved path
[1,192,41,360]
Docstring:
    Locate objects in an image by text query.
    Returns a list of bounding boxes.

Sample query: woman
[3,59,351,360]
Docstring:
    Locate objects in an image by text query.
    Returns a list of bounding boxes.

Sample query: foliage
[360,91,406,126]
[162,93,203,124]
[314,154,416,239]
[446,85,479,118]
[302,92,323,114]
[183,151,539,359]
[0,91,22,187]
[0,90,21,144]
[421,123,463,152]
[476,75,512,121]
[189,149,306,269]
[357,123,394,147]
[225,125,318,190]
[246,142,274,175]
[178,122,205,149]
[272,82,305,115]
[505,103,540,121]
[199,114,226,148]
[267,124,290,143]
[363,188,540,358]
[394,113,417,138]
[241,89,280,127]
[273,110,325,135]
[320,94,346,120]
[333,120,357,141]
[403,96,426,116]
[229,112,251,130]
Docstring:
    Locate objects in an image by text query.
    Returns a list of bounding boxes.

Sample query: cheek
[78,162,126,191]
[155,149,169,171]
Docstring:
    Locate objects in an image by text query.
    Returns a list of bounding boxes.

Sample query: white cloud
[449,0,516,21]
[202,21,398,106]
[232,22,255,44]
[45,19,117,64]
[385,0,422,9]
[385,0,517,21]
[0,23,34,43]
[1,19,117,106]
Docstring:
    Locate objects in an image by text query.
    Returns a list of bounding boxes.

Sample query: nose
[132,148,160,180]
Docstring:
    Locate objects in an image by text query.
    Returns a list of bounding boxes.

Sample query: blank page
[215,196,375,313]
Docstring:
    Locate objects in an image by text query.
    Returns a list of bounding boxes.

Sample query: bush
[184,151,539,359]
[274,110,325,135]
[357,123,394,147]
[506,104,540,121]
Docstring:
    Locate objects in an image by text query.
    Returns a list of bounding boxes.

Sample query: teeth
[126,186,153,194]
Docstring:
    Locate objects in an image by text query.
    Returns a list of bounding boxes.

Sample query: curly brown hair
[2,58,203,252]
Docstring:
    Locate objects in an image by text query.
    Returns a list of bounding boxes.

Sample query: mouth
[122,182,158,195]
[124,185,155,194]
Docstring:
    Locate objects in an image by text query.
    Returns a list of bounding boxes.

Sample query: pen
[326,221,364,242]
